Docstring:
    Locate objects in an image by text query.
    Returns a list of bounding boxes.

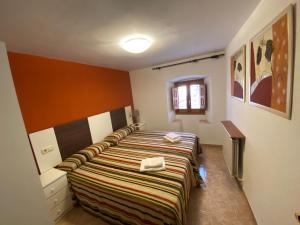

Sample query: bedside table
[40,168,73,222]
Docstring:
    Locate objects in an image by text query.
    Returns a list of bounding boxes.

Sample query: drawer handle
[50,187,55,193]
[57,209,62,215]
[54,198,58,204]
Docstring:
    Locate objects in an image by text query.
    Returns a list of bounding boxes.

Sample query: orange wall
[8,52,133,133]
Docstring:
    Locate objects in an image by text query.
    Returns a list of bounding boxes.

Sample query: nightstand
[40,168,73,222]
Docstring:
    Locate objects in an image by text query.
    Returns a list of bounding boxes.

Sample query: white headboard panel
[29,128,62,174]
[88,112,113,144]
[125,105,133,125]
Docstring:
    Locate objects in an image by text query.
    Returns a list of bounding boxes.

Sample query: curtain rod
[152,53,225,70]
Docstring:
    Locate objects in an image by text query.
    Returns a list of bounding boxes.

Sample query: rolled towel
[140,157,165,172]
[166,132,181,140]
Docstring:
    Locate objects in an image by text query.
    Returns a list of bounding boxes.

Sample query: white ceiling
[0,0,260,71]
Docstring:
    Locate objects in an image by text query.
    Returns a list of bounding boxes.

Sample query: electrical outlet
[295,213,300,223]
[41,145,54,155]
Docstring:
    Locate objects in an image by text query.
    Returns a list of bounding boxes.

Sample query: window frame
[173,79,206,115]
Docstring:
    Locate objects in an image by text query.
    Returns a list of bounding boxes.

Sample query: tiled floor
[57,146,257,225]
[187,145,257,225]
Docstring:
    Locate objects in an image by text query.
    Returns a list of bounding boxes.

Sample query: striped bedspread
[118,130,200,180]
[68,145,194,225]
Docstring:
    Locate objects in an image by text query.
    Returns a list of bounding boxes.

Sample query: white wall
[0,41,53,225]
[226,1,300,225]
[130,52,227,145]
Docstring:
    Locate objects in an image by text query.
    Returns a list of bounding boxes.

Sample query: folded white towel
[166,132,181,140]
[140,157,165,172]
[144,157,164,169]
[164,135,181,143]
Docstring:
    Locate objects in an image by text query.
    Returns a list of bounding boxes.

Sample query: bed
[58,141,195,225]
[116,129,201,184]
[56,123,202,225]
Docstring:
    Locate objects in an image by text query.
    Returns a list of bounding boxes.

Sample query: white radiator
[221,121,245,183]
[223,132,244,180]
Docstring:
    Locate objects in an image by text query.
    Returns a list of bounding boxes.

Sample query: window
[171,79,206,114]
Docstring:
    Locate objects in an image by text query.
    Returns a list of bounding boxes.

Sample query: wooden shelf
[221,121,245,139]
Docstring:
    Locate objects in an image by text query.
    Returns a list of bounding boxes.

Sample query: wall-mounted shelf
[221,120,245,140]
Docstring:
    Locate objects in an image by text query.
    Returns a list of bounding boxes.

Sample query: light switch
[41,145,54,155]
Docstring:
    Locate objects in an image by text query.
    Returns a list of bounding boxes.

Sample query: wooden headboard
[110,108,127,131]
[54,119,92,160]
[29,106,133,173]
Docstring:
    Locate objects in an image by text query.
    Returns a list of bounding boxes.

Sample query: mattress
[67,145,194,225]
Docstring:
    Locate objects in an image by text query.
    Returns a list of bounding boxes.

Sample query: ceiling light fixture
[119,34,153,54]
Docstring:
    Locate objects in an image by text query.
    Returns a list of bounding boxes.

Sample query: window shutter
[200,84,206,109]
[171,87,179,110]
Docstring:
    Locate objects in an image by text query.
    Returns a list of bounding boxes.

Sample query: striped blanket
[67,145,194,225]
[118,130,200,182]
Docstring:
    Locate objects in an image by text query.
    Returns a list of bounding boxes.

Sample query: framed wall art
[249,5,294,119]
[231,45,246,101]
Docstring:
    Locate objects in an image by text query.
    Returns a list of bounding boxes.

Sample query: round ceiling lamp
[119,34,153,54]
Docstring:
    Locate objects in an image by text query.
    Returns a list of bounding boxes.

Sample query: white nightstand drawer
[47,186,71,209]
[44,175,68,199]
[50,196,73,221]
